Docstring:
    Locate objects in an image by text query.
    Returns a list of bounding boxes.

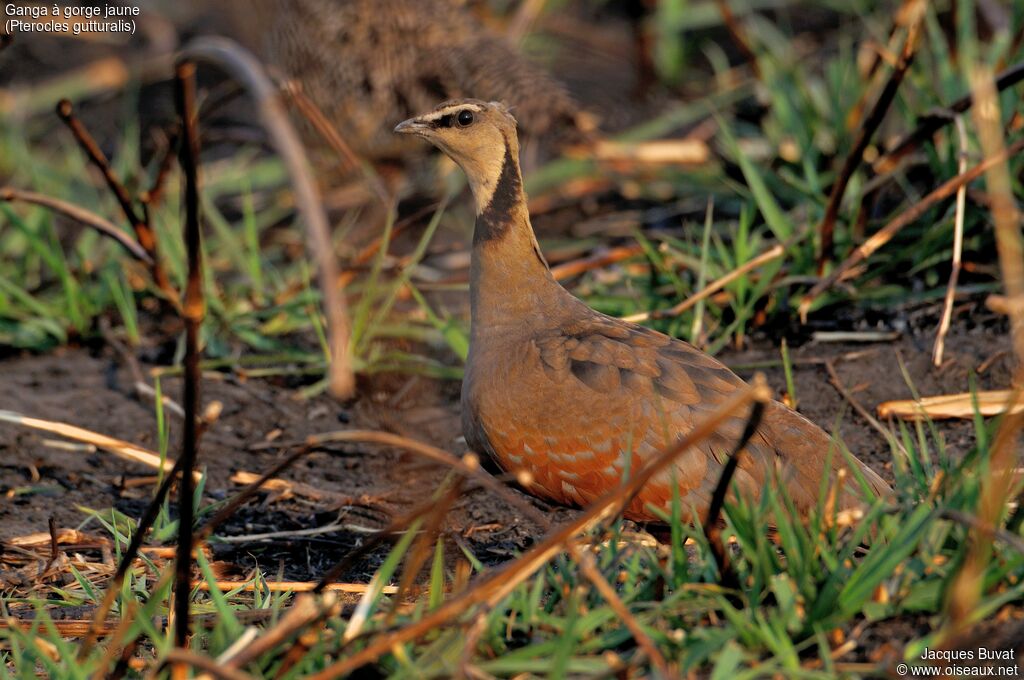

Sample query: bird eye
[457,110,474,127]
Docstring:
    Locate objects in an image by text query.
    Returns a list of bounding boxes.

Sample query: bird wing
[531,311,886,517]
[531,312,776,516]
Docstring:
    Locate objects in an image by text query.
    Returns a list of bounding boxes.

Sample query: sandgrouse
[395,100,891,523]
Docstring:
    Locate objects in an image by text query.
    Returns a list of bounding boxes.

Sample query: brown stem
[143,126,180,209]
[817,10,922,270]
[55,99,177,304]
[172,60,205,650]
[1,186,152,264]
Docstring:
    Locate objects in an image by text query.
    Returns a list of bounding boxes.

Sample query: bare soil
[0,319,1013,582]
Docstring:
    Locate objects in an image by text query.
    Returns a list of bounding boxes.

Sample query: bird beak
[394,117,431,136]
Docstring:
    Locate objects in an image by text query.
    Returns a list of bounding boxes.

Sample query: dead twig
[799,137,1024,320]
[933,116,969,366]
[0,187,152,263]
[55,99,176,304]
[179,36,354,399]
[172,59,204,652]
[702,400,765,591]
[816,1,924,269]
[282,80,391,206]
[622,244,784,323]
[874,60,1024,174]
[304,379,770,678]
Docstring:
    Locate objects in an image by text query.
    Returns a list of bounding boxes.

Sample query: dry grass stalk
[0,409,198,480]
[0,618,121,636]
[824,360,906,457]
[197,581,397,595]
[142,126,180,210]
[933,116,969,366]
[549,244,645,281]
[622,244,784,323]
[179,36,354,399]
[0,187,153,263]
[572,543,674,679]
[877,390,1024,421]
[220,593,340,672]
[89,601,139,680]
[591,138,710,166]
[947,67,1024,632]
[304,379,770,678]
[816,0,925,269]
[799,136,1024,321]
[387,479,464,622]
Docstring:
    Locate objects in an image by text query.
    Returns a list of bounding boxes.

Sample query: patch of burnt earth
[0,342,559,582]
[724,318,1014,479]
[1,314,1013,582]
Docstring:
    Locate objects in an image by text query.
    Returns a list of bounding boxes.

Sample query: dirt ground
[0,316,1013,582]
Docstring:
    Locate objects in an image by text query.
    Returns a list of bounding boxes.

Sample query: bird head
[395,99,519,213]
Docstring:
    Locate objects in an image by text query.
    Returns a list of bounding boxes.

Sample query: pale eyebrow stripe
[420,103,485,121]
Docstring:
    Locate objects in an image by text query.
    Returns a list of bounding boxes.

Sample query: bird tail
[760,400,892,516]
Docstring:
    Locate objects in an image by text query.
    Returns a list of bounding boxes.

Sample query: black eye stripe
[435,114,454,128]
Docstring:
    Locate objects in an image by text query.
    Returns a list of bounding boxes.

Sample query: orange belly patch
[484,417,694,523]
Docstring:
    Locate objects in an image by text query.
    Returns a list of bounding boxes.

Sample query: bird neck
[468,139,558,333]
